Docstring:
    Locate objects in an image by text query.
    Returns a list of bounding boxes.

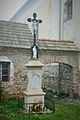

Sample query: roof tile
[0,21,80,52]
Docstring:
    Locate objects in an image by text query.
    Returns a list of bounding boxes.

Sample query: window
[0,62,10,82]
[64,0,73,21]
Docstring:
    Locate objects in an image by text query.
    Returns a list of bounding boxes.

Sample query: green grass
[0,98,80,120]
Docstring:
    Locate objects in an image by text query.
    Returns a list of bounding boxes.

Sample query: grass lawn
[0,98,80,120]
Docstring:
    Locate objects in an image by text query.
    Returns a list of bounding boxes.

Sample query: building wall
[28,0,60,40]
[61,0,80,71]
[0,0,27,20]
[0,0,80,45]
[61,0,80,47]
[33,0,60,40]
[0,47,30,96]
[0,47,80,97]
[33,0,50,39]
[10,0,60,40]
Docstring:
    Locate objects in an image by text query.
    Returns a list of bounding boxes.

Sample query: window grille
[0,62,10,82]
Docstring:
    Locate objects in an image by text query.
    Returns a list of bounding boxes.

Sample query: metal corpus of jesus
[27,13,42,59]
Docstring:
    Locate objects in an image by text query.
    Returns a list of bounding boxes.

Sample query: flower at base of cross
[32,102,42,112]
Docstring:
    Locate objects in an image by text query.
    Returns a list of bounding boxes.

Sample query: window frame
[64,0,73,22]
[0,62,10,82]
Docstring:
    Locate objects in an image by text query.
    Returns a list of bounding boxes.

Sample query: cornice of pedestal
[25,59,44,67]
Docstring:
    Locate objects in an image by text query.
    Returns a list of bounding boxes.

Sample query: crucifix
[27,13,42,59]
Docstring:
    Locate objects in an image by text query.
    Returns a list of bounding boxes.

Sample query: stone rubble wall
[0,47,80,97]
[42,63,73,95]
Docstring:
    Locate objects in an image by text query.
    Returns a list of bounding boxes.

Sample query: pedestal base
[23,90,45,113]
[24,59,45,113]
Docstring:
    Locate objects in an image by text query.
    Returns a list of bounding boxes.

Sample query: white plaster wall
[62,0,80,47]
[30,0,50,39]
[10,0,49,39]
[0,0,60,40]
[62,0,74,41]
[63,19,74,40]
[26,0,60,40]
[37,0,59,40]
[0,0,27,20]
[36,0,60,40]
[49,0,60,40]
[73,0,80,47]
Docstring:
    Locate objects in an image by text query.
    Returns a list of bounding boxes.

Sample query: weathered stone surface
[42,63,73,95]
[0,47,80,97]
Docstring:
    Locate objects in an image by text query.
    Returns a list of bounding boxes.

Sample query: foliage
[57,92,69,98]
[43,89,55,112]
[43,87,70,99]
[44,99,55,112]
[17,98,24,108]
[0,81,4,102]
[0,98,80,120]
[0,82,2,102]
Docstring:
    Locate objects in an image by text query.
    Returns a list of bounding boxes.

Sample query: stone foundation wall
[42,63,73,95]
[0,47,29,97]
[0,47,80,97]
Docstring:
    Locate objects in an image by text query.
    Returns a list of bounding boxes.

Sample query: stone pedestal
[23,60,45,113]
